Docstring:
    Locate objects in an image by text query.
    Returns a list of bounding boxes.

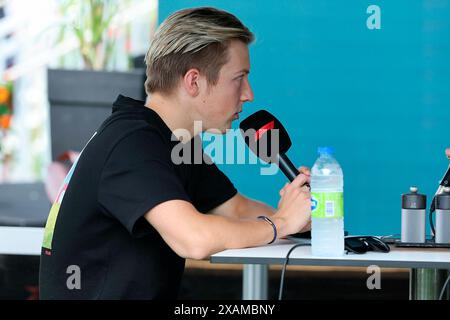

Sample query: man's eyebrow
[235,69,250,75]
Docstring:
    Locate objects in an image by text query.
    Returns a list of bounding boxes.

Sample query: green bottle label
[311,192,344,219]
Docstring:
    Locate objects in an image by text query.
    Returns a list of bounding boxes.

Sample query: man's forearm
[237,197,275,220]
[200,209,287,258]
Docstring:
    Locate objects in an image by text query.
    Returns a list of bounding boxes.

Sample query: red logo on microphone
[255,120,275,141]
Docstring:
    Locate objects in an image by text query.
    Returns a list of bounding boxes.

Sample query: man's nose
[241,77,254,102]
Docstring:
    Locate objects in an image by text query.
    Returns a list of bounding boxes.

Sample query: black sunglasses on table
[344,236,391,254]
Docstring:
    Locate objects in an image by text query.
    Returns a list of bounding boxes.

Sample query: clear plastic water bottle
[310,147,345,256]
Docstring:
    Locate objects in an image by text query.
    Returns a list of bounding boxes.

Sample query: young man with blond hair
[40,7,311,299]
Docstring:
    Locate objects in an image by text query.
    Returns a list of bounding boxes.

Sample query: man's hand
[273,167,311,237]
[278,166,311,196]
[446,148,450,159]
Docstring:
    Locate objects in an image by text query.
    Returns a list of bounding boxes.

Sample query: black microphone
[239,110,309,186]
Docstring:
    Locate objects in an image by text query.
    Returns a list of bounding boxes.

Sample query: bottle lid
[402,186,426,209]
[436,187,450,210]
[318,147,335,155]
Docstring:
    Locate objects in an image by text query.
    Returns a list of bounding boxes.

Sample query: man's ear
[182,68,201,97]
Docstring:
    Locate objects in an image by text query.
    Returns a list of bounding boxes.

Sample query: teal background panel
[159,0,450,235]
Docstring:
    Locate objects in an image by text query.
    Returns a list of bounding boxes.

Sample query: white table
[210,239,450,300]
[3,227,449,300]
[0,226,44,256]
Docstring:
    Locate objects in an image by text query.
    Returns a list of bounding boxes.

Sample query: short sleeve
[98,129,190,237]
[191,153,237,213]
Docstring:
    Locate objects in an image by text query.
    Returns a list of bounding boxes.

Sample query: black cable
[439,273,450,300]
[430,196,437,239]
[278,243,310,300]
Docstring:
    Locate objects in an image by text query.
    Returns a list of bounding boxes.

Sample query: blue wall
[159,1,450,236]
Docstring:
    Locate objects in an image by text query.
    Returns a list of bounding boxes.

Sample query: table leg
[409,268,448,300]
[242,264,268,300]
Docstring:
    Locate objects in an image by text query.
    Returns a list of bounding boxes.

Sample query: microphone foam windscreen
[239,110,292,163]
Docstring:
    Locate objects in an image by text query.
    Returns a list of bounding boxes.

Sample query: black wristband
[257,216,277,244]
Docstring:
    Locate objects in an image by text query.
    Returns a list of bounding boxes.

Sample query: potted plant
[47,0,150,160]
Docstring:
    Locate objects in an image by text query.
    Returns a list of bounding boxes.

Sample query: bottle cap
[318,147,335,155]
[402,186,426,209]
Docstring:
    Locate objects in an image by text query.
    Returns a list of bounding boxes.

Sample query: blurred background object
[1,0,157,181]
[0,0,157,300]
[47,0,155,160]
[0,81,13,182]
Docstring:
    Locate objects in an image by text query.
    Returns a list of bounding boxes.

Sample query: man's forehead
[225,42,250,71]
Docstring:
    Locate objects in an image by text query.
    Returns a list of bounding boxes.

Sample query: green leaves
[57,0,122,70]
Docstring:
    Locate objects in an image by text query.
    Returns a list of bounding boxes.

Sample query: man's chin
[219,127,229,135]
[205,127,227,135]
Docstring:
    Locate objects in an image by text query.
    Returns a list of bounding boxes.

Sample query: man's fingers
[298,166,311,187]
[304,222,312,232]
[298,166,311,176]
[280,172,310,197]
[446,148,450,159]
[279,183,289,196]
[299,221,312,232]
[300,185,311,193]
[288,173,309,190]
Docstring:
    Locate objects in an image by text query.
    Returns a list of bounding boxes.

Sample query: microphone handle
[277,153,300,182]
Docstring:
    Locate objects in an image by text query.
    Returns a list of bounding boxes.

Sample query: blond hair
[144,7,254,95]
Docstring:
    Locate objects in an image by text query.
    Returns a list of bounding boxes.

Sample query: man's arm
[144,199,278,260]
[209,192,311,233]
[209,166,311,224]
[208,193,275,220]
[144,173,311,260]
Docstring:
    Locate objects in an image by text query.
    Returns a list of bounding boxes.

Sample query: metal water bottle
[401,186,426,243]
[435,186,450,244]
